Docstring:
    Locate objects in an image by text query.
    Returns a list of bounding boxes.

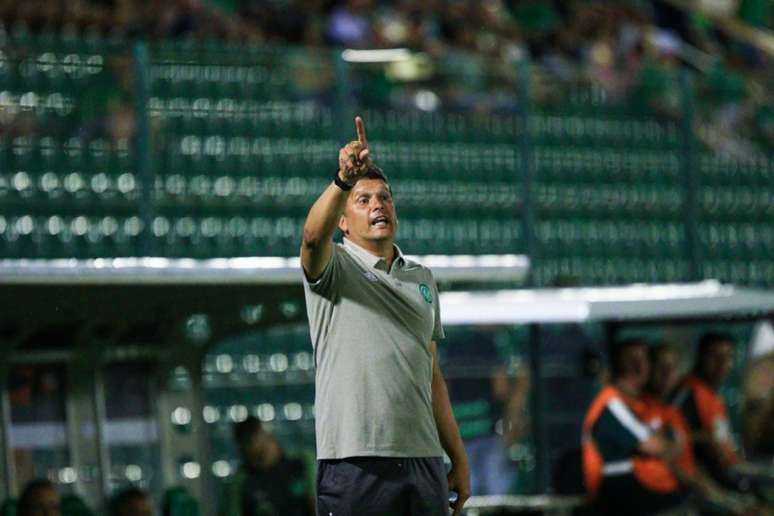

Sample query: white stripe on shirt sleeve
[607,397,652,442]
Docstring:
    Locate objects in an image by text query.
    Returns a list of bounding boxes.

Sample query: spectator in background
[644,343,694,486]
[673,333,739,482]
[441,327,529,495]
[673,332,766,502]
[76,54,135,147]
[219,416,312,516]
[109,487,154,516]
[647,343,759,514]
[743,350,774,460]
[582,338,686,515]
[239,0,311,44]
[17,479,61,516]
[326,0,373,47]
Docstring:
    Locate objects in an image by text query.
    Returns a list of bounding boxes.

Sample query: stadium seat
[61,494,94,516]
[162,487,200,516]
[0,499,16,516]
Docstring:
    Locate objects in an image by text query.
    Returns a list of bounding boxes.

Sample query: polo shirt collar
[343,238,405,270]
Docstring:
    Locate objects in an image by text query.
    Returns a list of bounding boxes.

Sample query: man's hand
[447,462,471,516]
[301,116,370,280]
[337,116,371,185]
[430,339,471,516]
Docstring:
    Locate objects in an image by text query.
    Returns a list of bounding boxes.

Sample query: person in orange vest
[642,343,695,488]
[673,332,766,502]
[582,338,686,515]
[674,332,738,472]
[645,343,754,515]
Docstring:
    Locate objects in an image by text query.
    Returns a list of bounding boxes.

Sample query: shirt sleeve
[710,408,740,465]
[592,397,652,459]
[302,244,342,299]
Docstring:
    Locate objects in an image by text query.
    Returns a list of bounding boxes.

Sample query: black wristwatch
[333,170,354,191]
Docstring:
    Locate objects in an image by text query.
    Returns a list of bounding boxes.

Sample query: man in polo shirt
[300,117,470,515]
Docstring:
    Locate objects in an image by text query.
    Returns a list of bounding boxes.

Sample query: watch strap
[333,170,354,191]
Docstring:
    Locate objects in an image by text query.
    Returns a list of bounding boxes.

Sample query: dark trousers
[596,474,687,516]
[316,457,449,516]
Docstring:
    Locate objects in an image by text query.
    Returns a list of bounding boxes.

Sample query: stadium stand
[0,29,771,286]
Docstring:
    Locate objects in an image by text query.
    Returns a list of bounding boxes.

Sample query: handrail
[464,495,587,514]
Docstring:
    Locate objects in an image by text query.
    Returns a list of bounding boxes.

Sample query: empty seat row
[536,219,685,251]
[533,257,692,286]
[534,184,682,215]
[529,113,682,146]
[699,188,774,217]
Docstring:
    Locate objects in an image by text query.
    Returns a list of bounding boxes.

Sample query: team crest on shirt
[363,271,379,283]
[419,284,433,303]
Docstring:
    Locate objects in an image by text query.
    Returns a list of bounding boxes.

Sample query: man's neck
[695,371,720,390]
[349,238,396,266]
[615,377,642,398]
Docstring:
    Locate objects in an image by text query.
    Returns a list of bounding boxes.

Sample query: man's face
[701,341,734,386]
[123,496,154,516]
[651,348,680,398]
[242,430,273,469]
[621,344,650,390]
[339,178,397,247]
[27,486,61,516]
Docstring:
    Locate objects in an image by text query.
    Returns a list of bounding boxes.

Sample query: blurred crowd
[0,0,771,155]
[13,479,154,516]
[0,1,769,61]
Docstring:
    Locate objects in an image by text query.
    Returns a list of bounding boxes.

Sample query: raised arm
[301,117,370,281]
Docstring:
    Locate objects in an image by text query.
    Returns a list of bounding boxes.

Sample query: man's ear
[338,214,348,235]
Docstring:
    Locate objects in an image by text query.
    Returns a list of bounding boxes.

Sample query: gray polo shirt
[303,238,445,459]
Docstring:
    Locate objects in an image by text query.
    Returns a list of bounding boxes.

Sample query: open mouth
[370,215,390,228]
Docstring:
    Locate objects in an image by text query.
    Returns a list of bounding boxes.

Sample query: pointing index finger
[355,116,368,148]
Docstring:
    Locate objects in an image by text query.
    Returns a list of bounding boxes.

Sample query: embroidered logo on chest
[363,271,379,283]
[419,283,433,303]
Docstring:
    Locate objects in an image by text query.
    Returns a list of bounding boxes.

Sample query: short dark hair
[353,164,391,194]
[608,338,648,379]
[694,331,735,369]
[697,331,735,352]
[18,479,57,516]
[233,415,263,447]
[340,164,393,239]
[109,487,149,516]
[363,164,387,182]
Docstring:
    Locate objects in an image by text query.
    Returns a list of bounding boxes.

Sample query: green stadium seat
[61,494,94,516]
[163,487,200,516]
[0,499,16,516]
